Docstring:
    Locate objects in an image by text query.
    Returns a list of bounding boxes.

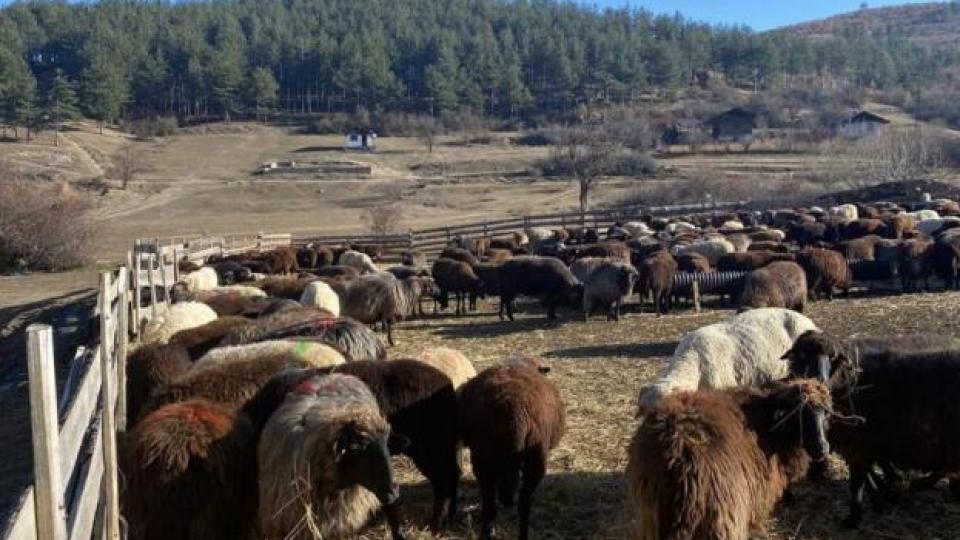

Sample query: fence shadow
[432,315,578,339]
[545,341,678,360]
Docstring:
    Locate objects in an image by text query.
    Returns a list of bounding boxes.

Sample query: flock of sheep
[117,194,960,539]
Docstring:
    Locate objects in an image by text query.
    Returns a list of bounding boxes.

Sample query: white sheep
[638,308,819,410]
[141,302,218,344]
[299,280,341,317]
[726,234,752,253]
[524,227,555,243]
[918,216,960,235]
[623,221,652,238]
[674,238,735,266]
[414,347,477,388]
[666,221,698,235]
[191,285,267,301]
[192,340,345,373]
[911,209,941,222]
[720,220,744,231]
[338,250,379,275]
[174,267,219,294]
[829,204,858,222]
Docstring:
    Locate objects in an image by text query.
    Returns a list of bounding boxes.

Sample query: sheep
[568,256,612,283]
[439,246,480,268]
[342,274,432,345]
[623,221,652,238]
[209,261,253,285]
[674,238,735,266]
[795,247,852,301]
[192,285,267,300]
[458,358,565,540]
[524,226,555,243]
[583,260,638,321]
[256,374,405,540]
[141,302,218,345]
[192,340,345,373]
[725,233,752,252]
[167,316,251,360]
[315,264,362,280]
[338,249,379,274]
[121,399,259,540]
[747,241,789,253]
[884,213,915,239]
[483,248,513,264]
[912,209,942,222]
[917,216,960,235]
[253,275,317,300]
[748,229,786,243]
[930,236,960,289]
[497,256,583,321]
[637,251,677,316]
[720,219,744,231]
[638,308,818,410]
[489,238,520,252]
[900,237,933,292]
[830,203,859,221]
[579,241,631,262]
[666,221,698,235]
[841,234,883,260]
[675,252,711,273]
[627,379,831,540]
[433,258,485,315]
[299,279,341,317]
[415,347,477,388]
[842,218,886,240]
[247,360,460,532]
[171,267,219,299]
[739,261,808,312]
[125,343,192,426]
[781,331,960,526]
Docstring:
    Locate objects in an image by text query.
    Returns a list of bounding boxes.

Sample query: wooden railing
[7,269,129,540]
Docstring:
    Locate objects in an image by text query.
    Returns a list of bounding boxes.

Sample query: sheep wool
[299,280,341,317]
[193,285,267,300]
[191,340,345,373]
[176,266,219,293]
[339,249,379,275]
[830,204,859,222]
[415,347,477,388]
[141,302,218,344]
[257,374,389,539]
[638,308,819,410]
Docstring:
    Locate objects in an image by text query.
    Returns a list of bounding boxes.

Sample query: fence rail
[8,268,129,540]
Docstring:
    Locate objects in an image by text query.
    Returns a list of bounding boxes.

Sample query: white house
[837,111,889,139]
[345,130,377,150]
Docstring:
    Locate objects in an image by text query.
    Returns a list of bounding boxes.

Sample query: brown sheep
[197,292,267,318]
[884,213,915,239]
[627,380,831,540]
[432,257,484,315]
[483,248,513,264]
[121,399,258,540]
[254,275,317,299]
[795,248,852,301]
[748,230,785,243]
[717,251,795,271]
[747,241,789,253]
[739,261,808,312]
[580,241,631,262]
[440,247,480,268]
[900,237,934,292]
[489,237,520,252]
[475,262,502,297]
[125,343,192,427]
[168,316,251,360]
[841,234,884,260]
[842,219,886,240]
[675,252,711,273]
[637,251,677,316]
[458,359,565,540]
[315,264,362,280]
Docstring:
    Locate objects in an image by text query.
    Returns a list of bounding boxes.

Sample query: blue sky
[587,1,937,30]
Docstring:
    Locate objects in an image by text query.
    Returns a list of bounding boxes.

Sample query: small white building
[837,111,889,139]
[345,130,377,150]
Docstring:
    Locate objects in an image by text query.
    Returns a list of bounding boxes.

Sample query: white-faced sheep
[583,260,638,321]
[141,302,218,345]
[628,380,832,540]
[256,374,405,540]
[299,279,341,317]
[339,249,380,274]
[638,308,819,410]
[171,266,219,298]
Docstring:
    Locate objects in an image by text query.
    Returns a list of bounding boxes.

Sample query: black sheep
[497,256,582,321]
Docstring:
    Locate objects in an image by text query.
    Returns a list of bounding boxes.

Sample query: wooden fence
[7,268,129,540]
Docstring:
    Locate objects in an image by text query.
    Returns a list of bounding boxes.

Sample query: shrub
[0,178,95,272]
[122,116,179,139]
[361,202,405,236]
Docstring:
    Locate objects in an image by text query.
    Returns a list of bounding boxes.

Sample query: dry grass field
[336,291,960,540]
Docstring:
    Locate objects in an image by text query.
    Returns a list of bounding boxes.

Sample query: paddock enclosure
[6,196,960,540]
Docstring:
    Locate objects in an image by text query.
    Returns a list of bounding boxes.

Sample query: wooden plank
[7,489,38,540]
[66,417,104,540]
[115,268,129,432]
[131,245,142,336]
[58,348,99,488]
[26,324,67,540]
[692,280,702,313]
[97,274,121,540]
[146,255,158,320]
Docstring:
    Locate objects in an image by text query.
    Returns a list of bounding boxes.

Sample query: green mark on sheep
[294,340,311,358]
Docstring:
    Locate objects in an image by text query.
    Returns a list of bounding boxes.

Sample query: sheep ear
[780,349,795,361]
[538,365,551,374]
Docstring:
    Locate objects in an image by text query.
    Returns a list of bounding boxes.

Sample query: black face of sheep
[782,330,839,386]
[335,422,405,505]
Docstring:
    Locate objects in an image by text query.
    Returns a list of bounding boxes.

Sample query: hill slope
[780,2,960,49]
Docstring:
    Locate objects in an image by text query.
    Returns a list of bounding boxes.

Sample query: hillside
[780,2,960,49]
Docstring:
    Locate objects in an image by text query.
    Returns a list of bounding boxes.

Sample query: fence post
[128,249,139,337]
[692,280,701,313]
[26,324,67,540]
[116,268,129,432]
[146,253,158,320]
[99,273,122,540]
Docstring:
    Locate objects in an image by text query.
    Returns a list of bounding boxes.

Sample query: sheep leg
[383,501,406,540]
[385,319,395,346]
[504,296,515,321]
[497,455,521,509]
[518,450,546,540]
[844,464,870,528]
[475,460,499,540]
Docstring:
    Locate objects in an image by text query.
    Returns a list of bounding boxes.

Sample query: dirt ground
[346,291,960,540]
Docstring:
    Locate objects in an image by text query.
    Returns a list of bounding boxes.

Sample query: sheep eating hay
[141,301,218,344]
[638,308,819,410]
[257,373,404,540]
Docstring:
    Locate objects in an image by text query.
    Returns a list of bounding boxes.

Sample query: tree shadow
[292,145,344,153]
[431,314,580,339]
[545,341,678,360]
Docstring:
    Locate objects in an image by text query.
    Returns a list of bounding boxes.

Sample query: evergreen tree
[647,43,683,88]
[425,38,461,115]
[82,52,128,133]
[247,66,278,121]
[44,69,79,146]
[0,45,35,139]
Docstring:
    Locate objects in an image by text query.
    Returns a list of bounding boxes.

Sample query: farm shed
[836,110,889,139]
[345,129,377,150]
[705,108,757,143]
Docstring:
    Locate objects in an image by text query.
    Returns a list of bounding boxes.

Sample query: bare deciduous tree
[416,116,441,153]
[361,202,405,236]
[553,127,618,219]
[819,125,945,190]
[111,143,149,189]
